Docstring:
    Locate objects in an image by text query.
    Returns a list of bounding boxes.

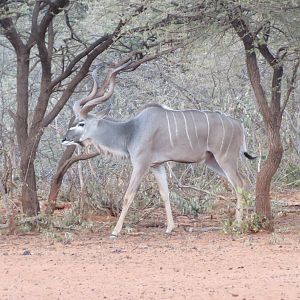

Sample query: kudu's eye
[78,122,85,127]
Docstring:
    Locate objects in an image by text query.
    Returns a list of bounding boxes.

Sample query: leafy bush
[283,163,300,187]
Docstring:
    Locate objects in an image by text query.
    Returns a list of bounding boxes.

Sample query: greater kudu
[62,52,256,237]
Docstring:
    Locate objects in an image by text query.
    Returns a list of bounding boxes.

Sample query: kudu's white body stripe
[181,111,193,149]
[217,113,225,153]
[171,111,179,137]
[190,111,200,145]
[203,111,210,150]
[224,117,234,158]
[165,111,174,147]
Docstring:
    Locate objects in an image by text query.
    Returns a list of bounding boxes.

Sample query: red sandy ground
[1,192,300,300]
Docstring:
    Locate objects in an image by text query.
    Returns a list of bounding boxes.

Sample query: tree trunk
[1,1,123,218]
[47,146,98,213]
[20,158,40,215]
[47,145,76,212]
[14,51,41,216]
[230,15,286,226]
[256,125,283,224]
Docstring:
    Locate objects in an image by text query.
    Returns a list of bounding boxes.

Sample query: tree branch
[121,46,179,71]
[0,15,25,53]
[27,0,40,49]
[64,9,83,43]
[286,111,300,133]
[230,13,271,123]
[39,0,69,38]
[47,20,54,60]
[57,151,99,177]
[270,62,283,125]
[41,16,128,128]
[27,1,70,137]
[47,147,99,212]
[257,43,277,66]
[42,38,114,127]
[49,34,111,90]
[282,57,300,113]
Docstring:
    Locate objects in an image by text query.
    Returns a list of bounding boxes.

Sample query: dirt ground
[1,192,300,300]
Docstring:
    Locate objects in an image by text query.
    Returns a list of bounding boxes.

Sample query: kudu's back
[129,105,245,165]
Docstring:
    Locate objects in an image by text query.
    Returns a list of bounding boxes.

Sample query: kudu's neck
[89,118,133,159]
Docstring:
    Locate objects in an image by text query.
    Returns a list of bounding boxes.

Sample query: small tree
[227,5,300,223]
[0,1,133,216]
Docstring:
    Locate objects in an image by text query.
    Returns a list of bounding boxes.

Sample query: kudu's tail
[243,151,257,160]
[241,124,257,160]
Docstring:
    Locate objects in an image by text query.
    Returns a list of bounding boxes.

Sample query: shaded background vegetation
[0,0,299,231]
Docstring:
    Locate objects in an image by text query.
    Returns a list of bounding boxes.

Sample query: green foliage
[42,230,74,244]
[283,163,300,187]
[269,232,286,245]
[222,213,265,236]
[58,210,83,227]
[171,191,213,215]
[42,230,64,243]
[222,190,265,235]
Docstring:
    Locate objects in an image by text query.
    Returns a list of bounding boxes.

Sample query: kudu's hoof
[165,231,174,235]
[110,234,118,240]
[165,224,176,234]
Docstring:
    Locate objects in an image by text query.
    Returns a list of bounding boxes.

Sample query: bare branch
[0,16,25,53]
[42,16,129,127]
[286,111,300,133]
[125,10,205,37]
[47,147,99,212]
[229,12,271,123]
[282,57,300,112]
[38,0,69,38]
[49,35,111,90]
[27,0,40,49]
[64,9,83,44]
[121,47,179,71]
[47,20,54,60]
[42,38,114,127]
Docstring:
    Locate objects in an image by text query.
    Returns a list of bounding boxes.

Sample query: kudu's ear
[96,104,111,119]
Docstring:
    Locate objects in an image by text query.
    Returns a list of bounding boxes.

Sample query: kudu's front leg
[111,164,149,238]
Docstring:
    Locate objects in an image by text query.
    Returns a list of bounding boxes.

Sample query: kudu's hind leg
[205,152,226,178]
[152,164,175,234]
[111,164,149,237]
[214,157,246,223]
